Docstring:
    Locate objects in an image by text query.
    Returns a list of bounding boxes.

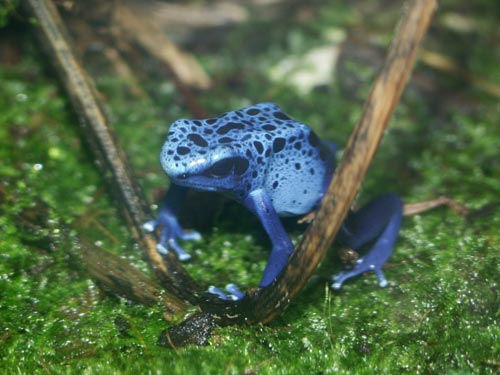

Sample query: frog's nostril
[178,173,188,180]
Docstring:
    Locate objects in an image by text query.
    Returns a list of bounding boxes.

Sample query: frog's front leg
[332,192,403,289]
[209,189,294,300]
[144,184,201,261]
[245,189,295,287]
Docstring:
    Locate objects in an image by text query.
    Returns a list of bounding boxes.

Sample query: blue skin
[144,102,403,300]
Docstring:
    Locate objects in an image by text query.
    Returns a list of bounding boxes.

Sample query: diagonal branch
[249,0,437,323]
[199,0,437,324]
[22,0,203,306]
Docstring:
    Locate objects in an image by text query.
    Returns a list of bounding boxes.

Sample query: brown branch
[250,0,437,323]
[199,0,438,324]
[22,0,202,306]
[79,237,190,320]
[251,0,437,323]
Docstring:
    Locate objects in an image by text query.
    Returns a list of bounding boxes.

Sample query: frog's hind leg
[332,192,403,289]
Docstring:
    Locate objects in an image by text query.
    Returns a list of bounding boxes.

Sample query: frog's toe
[208,283,245,301]
[156,243,169,255]
[145,219,194,261]
[165,238,192,261]
[156,241,191,261]
[180,230,202,242]
[208,286,231,300]
[374,268,388,287]
[155,231,193,261]
[330,271,347,290]
[225,283,245,299]
[176,250,192,262]
[143,220,157,233]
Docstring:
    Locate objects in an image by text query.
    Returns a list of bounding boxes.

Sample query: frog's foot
[208,283,245,301]
[332,192,402,290]
[143,217,201,261]
[331,258,388,290]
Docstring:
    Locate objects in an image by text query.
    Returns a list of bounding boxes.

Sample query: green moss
[1,1,499,374]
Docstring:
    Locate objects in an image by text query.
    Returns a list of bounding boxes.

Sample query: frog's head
[160,102,310,198]
[160,118,252,195]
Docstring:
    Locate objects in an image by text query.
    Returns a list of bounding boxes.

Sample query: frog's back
[263,121,335,216]
[235,103,335,216]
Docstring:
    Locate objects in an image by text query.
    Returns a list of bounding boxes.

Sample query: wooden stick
[79,237,191,320]
[204,0,437,324]
[420,49,500,98]
[22,0,202,306]
[403,196,469,217]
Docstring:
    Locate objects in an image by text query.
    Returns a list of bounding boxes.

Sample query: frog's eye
[204,157,249,178]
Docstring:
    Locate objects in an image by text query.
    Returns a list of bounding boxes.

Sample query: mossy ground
[1,1,499,374]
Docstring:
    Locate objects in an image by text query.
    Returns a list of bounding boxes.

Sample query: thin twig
[420,49,500,98]
[403,196,469,217]
[112,2,212,90]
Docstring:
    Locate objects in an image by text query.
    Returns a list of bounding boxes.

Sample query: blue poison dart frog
[144,102,403,300]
